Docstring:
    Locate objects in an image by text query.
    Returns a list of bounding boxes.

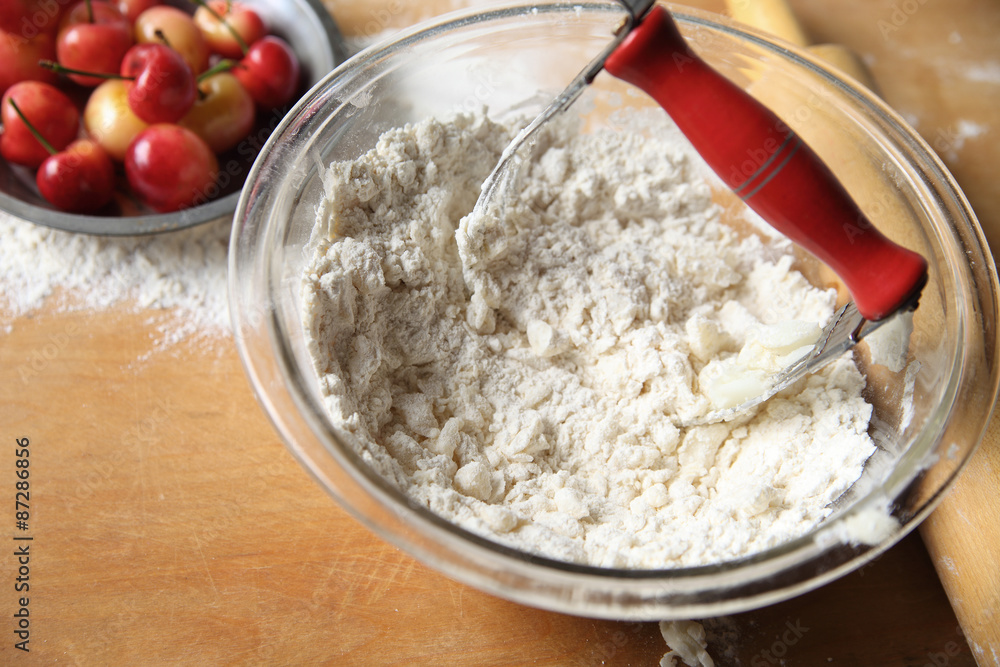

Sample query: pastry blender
[472,1,928,422]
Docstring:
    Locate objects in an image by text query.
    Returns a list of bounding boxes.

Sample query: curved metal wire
[472,1,653,221]
[614,0,656,24]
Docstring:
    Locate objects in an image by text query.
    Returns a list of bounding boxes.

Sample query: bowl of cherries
[0,0,346,234]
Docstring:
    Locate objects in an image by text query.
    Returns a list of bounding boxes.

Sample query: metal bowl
[0,0,347,236]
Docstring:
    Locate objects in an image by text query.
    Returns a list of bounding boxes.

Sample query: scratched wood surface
[1,0,998,665]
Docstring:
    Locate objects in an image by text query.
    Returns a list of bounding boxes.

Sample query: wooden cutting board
[0,303,978,666]
[1,1,998,664]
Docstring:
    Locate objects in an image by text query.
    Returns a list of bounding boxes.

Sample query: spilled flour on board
[0,212,232,355]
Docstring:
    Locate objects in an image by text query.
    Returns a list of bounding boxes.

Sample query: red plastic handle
[604,6,927,321]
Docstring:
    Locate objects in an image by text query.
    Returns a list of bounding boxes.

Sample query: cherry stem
[195,59,238,100]
[6,99,57,156]
[197,58,238,82]
[191,0,249,55]
[39,60,130,81]
[154,28,172,49]
[85,0,94,23]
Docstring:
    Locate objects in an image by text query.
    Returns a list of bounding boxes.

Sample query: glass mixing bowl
[229,2,999,619]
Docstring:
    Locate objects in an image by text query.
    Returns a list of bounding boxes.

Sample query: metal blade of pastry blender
[471,0,655,220]
[690,302,911,426]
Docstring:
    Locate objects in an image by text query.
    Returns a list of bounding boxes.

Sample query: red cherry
[233,35,300,110]
[0,81,80,168]
[4,95,112,213]
[37,138,116,213]
[125,124,218,212]
[0,28,58,97]
[56,0,127,32]
[120,42,196,124]
[192,0,265,59]
[56,0,133,87]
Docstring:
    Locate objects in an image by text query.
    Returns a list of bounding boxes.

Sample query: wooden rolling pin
[921,424,1000,665]
[723,1,1000,662]
[725,0,877,90]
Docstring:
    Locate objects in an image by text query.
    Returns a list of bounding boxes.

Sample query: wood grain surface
[2,1,998,665]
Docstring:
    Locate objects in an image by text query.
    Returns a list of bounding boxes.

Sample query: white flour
[0,212,231,350]
[301,110,877,568]
[660,621,714,667]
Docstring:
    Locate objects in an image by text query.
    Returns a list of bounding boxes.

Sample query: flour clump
[301,109,876,568]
